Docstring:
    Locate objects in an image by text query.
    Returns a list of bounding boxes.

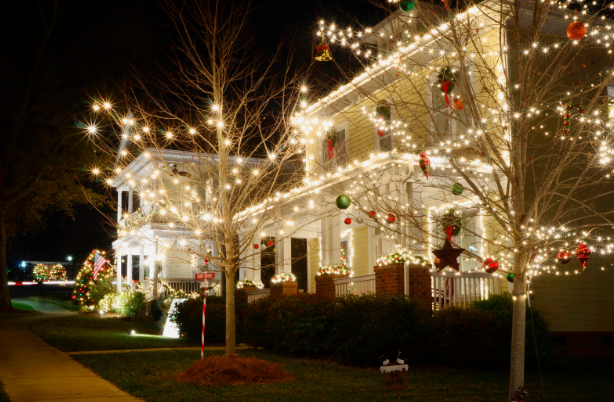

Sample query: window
[322,125,348,165]
[375,104,393,152]
[460,216,477,271]
[605,67,614,117]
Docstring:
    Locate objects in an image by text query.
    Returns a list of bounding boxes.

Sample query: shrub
[244,294,334,355]
[431,307,507,369]
[117,290,147,319]
[89,277,115,306]
[172,295,247,343]
[472,294,555,365]
[329,295,431,366]
[243,293,431,366]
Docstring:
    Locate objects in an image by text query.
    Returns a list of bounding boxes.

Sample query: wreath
[436,67,459,107]
[441,209,462,236]
[325,130,337,159]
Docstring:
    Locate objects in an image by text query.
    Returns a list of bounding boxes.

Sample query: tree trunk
[0,210,11,311]
[508,252,528,399]
[224,269,236,355]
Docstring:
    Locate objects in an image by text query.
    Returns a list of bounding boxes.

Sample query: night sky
[0,0,386,272]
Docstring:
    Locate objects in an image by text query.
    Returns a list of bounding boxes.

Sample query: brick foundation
[374,263,405,295]
[374,263,432,310]
[270,282,298,297]
[315,273,349,299]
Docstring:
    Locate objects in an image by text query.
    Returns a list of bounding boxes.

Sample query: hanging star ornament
[431,239,465,272]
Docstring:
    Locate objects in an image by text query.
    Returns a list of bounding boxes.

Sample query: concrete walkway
[0,298,142,402]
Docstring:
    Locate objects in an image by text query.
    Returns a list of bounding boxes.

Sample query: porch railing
[431,271,502,310]
[334,274,376,297]
[247,288,271,303]
[160,279,203,295]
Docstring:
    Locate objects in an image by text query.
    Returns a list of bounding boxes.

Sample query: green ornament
[451,182,464,195]
[506,273,514,283]
[336,194,351,209]
[399,0,415,12]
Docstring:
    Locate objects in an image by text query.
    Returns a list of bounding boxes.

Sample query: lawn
[0,302,42,319]
[29,294,81,312]
[30,314,196,352]
[73,349,614,402]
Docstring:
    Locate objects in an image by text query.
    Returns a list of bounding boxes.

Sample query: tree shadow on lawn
[72,349,614,402]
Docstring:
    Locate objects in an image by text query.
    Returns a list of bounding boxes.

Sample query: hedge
[171,292,553,368]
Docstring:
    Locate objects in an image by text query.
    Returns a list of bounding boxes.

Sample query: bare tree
[300,0,614,397]
[83,0,315,355]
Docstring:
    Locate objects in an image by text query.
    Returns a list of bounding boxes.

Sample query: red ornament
[419,151,430,180]
[567,21,587,41]
[387,213,395,223]
[344,218,352,225]
[441,80,451,108]
[327,138,334,159]
[557,250,570,264]
[368,210,376,218]
[253,244,260,249]
[204,258,209,266]
[377,126,384,137]
[482,257,499,274]
[268,240,274,246]
[445,225,454,241]
[575,242,590,270]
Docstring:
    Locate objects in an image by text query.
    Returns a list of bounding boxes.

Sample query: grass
[0,302,42,319]
[72,349,614,402]
[30,314,196,352]
[29,294,81,312]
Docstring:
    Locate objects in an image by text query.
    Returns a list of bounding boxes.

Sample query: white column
[117,189,123,222]
[408,181,424,255]
[320,216,330,267]
[329,215,341,266]
[281,237,292,273]
[127,252,133,289]
[253,234,262,282]
[152,241,159,298]
[139,246,145,283]
[128,186,134,215]
[116,252,122,292]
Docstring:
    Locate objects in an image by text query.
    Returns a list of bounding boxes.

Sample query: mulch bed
[176,355,293,386]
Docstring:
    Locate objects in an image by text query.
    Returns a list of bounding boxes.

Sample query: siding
[308,238,320,293]
[531,269,614,332]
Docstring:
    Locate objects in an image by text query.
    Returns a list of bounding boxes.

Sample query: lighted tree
[81,0,321,355]
[73,250,115,305]
[49,264,68,281]
[32,263,49,282]
[298,0,614,397]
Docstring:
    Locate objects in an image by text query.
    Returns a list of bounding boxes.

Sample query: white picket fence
[247,288,271,303]
[334,274,376,297]
[431,271,502,310]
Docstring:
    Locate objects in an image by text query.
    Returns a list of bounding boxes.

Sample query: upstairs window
[322,125,348,166]
[375,104,393,152]
[429,67,472,144]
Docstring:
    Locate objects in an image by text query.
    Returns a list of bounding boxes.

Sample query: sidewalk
[0,298,142,402]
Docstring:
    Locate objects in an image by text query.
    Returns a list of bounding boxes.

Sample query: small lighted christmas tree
[72,250,116,305]
[49,264,68,281]
[32,263,48,282]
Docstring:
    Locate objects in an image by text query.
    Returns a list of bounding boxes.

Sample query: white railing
[431,271,502,310]
[161,279,202,295]
[334,274,376,297]
[247,288,271,303]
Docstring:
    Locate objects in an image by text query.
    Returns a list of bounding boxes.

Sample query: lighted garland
[376,252,428,267]
[72,250,116,305]
[49,264,68,281]
[271,272,297,283]
[32,263,48,282]
[236,280,264,289]
[318,265,351,276]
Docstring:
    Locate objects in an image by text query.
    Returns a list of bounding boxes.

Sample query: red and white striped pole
[201,279,208,360]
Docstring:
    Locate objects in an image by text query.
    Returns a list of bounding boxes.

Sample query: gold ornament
[315,37,332,62]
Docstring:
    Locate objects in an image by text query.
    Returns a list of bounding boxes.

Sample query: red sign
[195,272,215,280]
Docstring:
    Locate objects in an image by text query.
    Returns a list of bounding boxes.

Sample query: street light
[66,256,73,262]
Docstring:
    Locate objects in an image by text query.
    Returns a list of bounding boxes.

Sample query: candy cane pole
[206,280,208,360]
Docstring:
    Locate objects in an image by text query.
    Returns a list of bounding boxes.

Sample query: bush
[89,277,115,306]
[244,293,334,354]
[172,296,247,343]
[243,293,431,366]
[329,295,431,366]
[472,294,555,365]
[117,290,147,319]
[431,307,507,369]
